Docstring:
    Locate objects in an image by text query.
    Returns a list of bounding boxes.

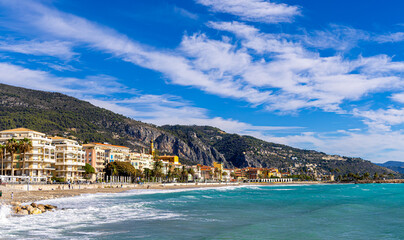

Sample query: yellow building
[0,128,55,181]
[51,137,86,181]
[159,155,180,165]
[213,162,224,180]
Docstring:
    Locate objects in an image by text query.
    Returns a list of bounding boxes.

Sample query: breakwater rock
[11,202,57,215]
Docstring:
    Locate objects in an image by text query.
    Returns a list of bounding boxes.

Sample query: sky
[0,0,404,163]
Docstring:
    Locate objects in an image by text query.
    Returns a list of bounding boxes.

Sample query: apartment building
[128,151,153,171]
[51,137,86,181]
[0,128,55,181]
[83,143,130,178]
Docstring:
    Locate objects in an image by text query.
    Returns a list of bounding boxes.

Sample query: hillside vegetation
[0,83,397,176]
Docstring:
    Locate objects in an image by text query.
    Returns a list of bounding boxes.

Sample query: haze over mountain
[377,161,404,174]
[0,83,396,176]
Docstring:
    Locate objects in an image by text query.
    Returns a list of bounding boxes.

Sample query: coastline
[1,179,402,206]
[0,181,319,205]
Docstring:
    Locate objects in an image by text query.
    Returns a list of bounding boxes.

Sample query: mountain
[377,161,404,174]
[0,83,397,176]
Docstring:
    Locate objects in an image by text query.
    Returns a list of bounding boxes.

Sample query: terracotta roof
[49,136,70,140]
[0,128,43,133]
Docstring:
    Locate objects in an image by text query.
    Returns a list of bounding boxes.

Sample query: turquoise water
[1,184,404,239]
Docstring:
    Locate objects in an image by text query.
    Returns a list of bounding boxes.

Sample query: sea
[0,183,403,240]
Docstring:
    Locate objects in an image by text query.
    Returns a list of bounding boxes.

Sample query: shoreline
[0,181,317,205]
[0,180,402,206]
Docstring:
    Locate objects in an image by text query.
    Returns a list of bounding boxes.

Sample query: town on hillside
[0,128,337,184]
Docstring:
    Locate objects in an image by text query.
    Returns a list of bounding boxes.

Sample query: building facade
[51,137,86,181]
[0,128,55,181]
[83,142,130,178]
[128,151,153,171]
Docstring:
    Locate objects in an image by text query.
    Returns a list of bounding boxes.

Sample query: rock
[31,208,42,215]
[37,206,46,212]
[13,206,22,213]
[31,203,37,208]
[26,205,34,213]
[19,209,29,215]
[44,204,57,210]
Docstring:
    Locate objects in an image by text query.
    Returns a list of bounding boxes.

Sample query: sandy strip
[0,181,326,205]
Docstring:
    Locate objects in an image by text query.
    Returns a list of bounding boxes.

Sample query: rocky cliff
[0,83,396,175]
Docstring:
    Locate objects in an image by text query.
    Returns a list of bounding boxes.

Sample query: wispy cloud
[0,38,77,60]
[302,24,370,51]
[196,0,301,23]
[353,107,404,131]
[267,130,404,163]
[374,32,404,43]
[0,62,131,96]
[86,95,302,135]
[173,6,198,20]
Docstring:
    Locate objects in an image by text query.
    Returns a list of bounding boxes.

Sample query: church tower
[149,139,155,155]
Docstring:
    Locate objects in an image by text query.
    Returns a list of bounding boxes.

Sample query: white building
[0,128,55,181]
[51,137,86,181]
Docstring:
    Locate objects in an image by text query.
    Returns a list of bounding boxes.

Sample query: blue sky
[0,0,404,163]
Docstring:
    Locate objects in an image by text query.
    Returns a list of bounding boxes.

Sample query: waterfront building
[213,162,224,180]
[222,168,234,182]
[83,142,130,178]
[199,165,214,181]
[128,151,153,171]
[0,128,55,181]
[50,137,86,181]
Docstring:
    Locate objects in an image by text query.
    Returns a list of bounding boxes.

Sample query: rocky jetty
[11,202,57,215]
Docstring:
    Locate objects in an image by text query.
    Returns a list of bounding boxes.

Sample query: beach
[0,181,324,205]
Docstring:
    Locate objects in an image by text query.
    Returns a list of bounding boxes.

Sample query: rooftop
[0,128,43,134]
[83,142,129,149]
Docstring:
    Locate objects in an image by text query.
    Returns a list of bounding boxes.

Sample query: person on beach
[0,190,2,199]
[11,192,13,200]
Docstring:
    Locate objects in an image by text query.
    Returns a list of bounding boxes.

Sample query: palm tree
[187,168,195,182]
[152,160,163,182]
[0,144,5,175]
[19,138,33,176]
[6,138,18,176]
[180,166,188,182]
[167,165,174,182]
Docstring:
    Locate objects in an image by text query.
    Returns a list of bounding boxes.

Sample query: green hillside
[0,83,398,177]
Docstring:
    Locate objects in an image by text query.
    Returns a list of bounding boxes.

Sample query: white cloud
[0,39,76,60]
[353,107,404,131]
[0,62,130,96]
[374,32,404,43]
[196,0,300,23]
[3,2,404,114]
[86,95,301,136]
[173,6,198,20]
[302,24,370,51]
[391,92,404,103]
[267,130,404,163]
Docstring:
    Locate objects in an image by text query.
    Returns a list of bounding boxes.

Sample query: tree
[188,168,195,182]
[84,163,95,174]
[143,168,152,182]
[363,172,370,180]
[6,138,18,176]
[19,138,32,176]
[0,144,5,175]
[104,161,138,181]
[152,160,164,181]
[230,172,236,180]
[180,166,188,182]
[374,172,379,180]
